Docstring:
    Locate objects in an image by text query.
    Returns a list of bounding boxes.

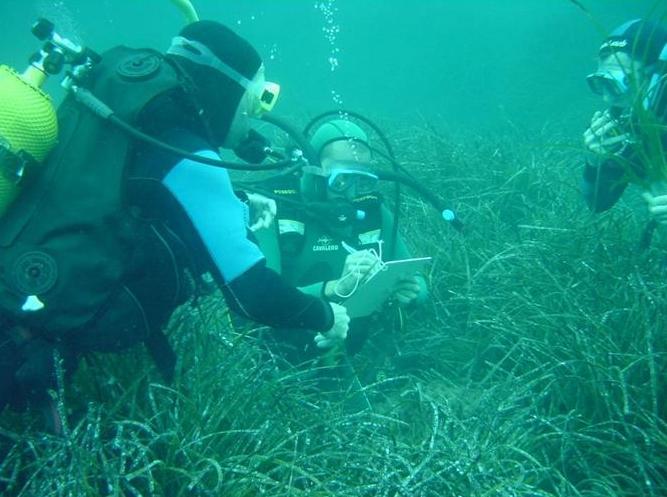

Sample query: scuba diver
[582,19,667,221]
[249,118,429,377]
[0,18,350,429]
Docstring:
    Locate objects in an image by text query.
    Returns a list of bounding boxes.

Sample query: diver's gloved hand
[234,129,271,163]
[324,250,381,299]
[246,193,277,232]
[392,275,422,306]
[314,303,350,349]
[642,190,667,225]
[584,109,632,156]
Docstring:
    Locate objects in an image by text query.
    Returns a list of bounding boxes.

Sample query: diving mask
[327,165,379,196]
[586,68,630,100]
[167,36,280,116]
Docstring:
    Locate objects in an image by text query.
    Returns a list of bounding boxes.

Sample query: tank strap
[0,140,37,184]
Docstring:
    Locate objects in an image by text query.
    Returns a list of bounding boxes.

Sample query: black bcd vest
[0,46,184,341]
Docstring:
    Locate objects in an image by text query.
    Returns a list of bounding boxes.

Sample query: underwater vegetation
[0,118,665,496]
[1,0,667,495]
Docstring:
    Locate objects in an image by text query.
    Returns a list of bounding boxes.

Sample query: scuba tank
[0,62,58,218]
[0,2,197,216]
[0,15,103,218]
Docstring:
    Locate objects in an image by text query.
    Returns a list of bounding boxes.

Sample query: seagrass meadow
[1,0,667,496]
[1,119,665,496]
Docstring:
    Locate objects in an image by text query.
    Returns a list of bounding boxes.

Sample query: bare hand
[314,303,350,349]
[246,193,277,232]
[583,110,631,155]
[393,275,421,306]
[642,191,667,225]
[324,250,381,299]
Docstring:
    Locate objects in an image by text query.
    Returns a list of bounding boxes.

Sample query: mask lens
[327,169,379,195]
[247,81,281,118]
[328,171,353,193]
[586,70,628,99]
[258,81,280,113]
[355,174,379,195]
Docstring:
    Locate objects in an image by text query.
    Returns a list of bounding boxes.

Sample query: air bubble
[315,0,342,73]
[269,43,280,61]
[316,0,345,106]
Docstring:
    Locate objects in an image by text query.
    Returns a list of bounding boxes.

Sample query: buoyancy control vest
[0,46,185,341]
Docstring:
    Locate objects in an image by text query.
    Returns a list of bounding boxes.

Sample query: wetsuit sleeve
[581,159,628,213]
[221,260,334,331]
[299,282,327,299]
[163,150,263,281]
[162,151,333,332]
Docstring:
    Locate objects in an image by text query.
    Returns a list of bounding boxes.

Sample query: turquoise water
[1,3,666,496]
[1,0,661,132]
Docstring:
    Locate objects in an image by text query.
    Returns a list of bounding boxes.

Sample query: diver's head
[586,19,667,109]
[166,21,280,148]
[302,119,378,201]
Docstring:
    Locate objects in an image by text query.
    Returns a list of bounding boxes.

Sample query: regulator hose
[71,85,299,171]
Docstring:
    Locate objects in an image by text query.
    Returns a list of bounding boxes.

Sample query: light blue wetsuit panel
[162,149,264,282]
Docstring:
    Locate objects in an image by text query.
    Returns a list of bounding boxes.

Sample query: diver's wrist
[323,280,340,301]
[323,280,335,300]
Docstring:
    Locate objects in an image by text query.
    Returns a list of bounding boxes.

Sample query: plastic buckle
[0,141,25,183]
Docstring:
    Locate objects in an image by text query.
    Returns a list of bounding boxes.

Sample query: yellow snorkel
[170,0,200,24]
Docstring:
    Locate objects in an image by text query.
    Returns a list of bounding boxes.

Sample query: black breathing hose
[261,114,320,166]
[375,170,463,232]
[75,80,464,233]
[304,110,463,236]
[72,85,299,172]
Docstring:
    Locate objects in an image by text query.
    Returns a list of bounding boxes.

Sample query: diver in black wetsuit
[581,19,667,217]
[0,20,350,426]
